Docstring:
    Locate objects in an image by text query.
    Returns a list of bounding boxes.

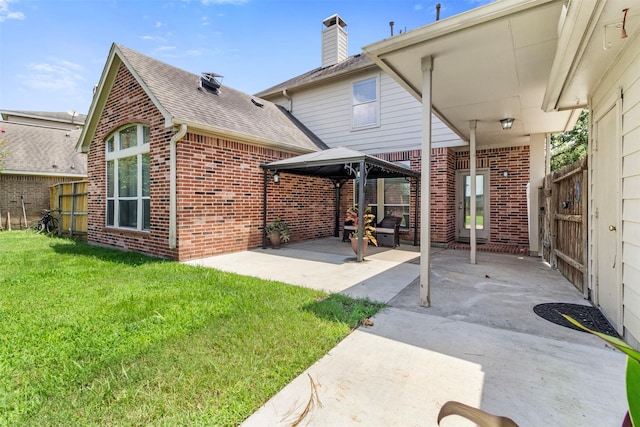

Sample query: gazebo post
[333,179,341,237]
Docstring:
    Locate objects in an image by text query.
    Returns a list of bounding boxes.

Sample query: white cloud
[201,16,209,26]
[21,59,85,92]
[184,49,203,56]
[156,45,177,52]
[0,0,25,22]
[155,21,164,28]
[139,35,167,42]
[414,3,423,11]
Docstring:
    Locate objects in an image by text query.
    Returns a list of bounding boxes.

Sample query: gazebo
[261,147,420,261]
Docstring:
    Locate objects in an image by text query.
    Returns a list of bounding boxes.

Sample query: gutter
[175,118,318,155]
[169,123,187,249]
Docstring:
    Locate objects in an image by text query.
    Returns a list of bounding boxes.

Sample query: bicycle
[28,209,59,234]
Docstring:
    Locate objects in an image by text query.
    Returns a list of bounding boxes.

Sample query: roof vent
[200,73,223,94]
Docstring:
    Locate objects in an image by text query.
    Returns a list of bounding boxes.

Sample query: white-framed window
[105,124,150,231]
[351,76,379,129]
[357,162,412,227]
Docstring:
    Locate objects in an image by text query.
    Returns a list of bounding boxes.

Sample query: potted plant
[346,206,378,255]
[265,217,290,249]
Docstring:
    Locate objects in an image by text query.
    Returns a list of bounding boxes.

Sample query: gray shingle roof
[0,121,87,176]
[111,44,327,153]
[0,110,86,126]
[254,54,375,98]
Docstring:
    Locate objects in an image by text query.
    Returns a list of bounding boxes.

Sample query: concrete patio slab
[185,237,420,303]
[241,308,625,427]
[185,238,628,426]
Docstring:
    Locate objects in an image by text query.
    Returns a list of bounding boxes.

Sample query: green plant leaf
[627,358,640,427]
[561,314,640,362]
[562,314,640,426]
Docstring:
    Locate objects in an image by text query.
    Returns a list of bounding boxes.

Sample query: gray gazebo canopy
[261,147,420,261]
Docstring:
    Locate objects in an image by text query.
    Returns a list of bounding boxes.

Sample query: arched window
[105,124,150,230]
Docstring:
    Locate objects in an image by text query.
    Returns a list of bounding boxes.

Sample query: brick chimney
[322,14,348,68]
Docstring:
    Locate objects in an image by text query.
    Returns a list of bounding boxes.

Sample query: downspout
[169,123,188,249]
[282,89,292,112]
[262,168,268,249]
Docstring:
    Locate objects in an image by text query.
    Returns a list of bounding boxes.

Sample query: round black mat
[533,303,619,337]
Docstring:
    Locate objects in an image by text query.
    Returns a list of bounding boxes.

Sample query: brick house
[77,44,333,261]
[0,110,87,229]
[256,14,542,254]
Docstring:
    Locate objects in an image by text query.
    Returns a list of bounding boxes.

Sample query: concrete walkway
[186,238,627,426]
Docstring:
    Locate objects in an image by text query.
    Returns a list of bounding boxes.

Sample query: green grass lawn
[0,231,385,426]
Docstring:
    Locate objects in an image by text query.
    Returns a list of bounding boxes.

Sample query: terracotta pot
[350,237,369,255]
[269,231,282,249]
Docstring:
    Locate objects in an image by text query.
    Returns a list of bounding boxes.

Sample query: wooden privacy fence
[50,180,88,238]
[539,157,588,293]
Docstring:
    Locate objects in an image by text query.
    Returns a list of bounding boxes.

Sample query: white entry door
[594,103,622,332]
[455,169,490,241]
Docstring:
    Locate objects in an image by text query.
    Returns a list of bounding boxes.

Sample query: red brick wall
[430,147,456,244]
[174,135,334,261]
[456,146,530,245]
[0,175,82,229]
[342,145,529,247]
[86,63,175,258]
[86,63,336,260]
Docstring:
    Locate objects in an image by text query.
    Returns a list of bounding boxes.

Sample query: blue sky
[0,0,491,115]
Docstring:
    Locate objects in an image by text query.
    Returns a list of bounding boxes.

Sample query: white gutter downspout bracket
[169,124,188,249]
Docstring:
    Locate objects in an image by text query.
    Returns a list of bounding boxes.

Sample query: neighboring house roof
[0,121,87,177]
[255,53,375,98]
[1,110,86,127]
[78,44,328,154]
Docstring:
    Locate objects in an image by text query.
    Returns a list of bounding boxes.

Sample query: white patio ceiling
[363,0,579,147]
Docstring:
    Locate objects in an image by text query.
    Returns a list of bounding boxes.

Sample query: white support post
[470,120,477,265]
[420,56,433,307]
[357,160,366,262]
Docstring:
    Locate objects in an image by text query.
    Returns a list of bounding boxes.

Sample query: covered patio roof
[261,147,420,262]
[261,146,420,180]
[363,0,580,147]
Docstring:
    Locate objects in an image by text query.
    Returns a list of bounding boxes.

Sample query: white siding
[592,41,640,345]
[322,26,348,68]
[274,72,464,154]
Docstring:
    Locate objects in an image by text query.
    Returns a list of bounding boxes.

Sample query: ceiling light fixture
[500,118,514,130]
